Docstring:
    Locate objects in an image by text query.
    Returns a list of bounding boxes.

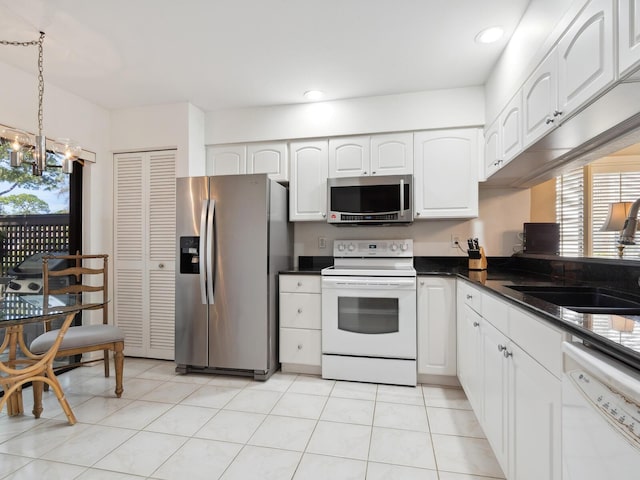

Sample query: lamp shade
[600,202,633,231]
[609,315,635,333]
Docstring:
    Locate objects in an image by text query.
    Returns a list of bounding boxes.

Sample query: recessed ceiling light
[475,26,504,44]
[304,90,324,101]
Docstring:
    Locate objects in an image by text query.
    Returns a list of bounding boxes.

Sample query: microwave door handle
[400,178,405,217]
[199,199,208,304]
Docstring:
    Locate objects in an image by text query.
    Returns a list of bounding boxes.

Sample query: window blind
[591,171,640,257]
[556,168,584,257]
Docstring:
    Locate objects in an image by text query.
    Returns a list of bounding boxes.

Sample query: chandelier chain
[37,32,44,136]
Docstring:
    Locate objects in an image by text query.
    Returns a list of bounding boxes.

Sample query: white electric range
[321,239,417,386]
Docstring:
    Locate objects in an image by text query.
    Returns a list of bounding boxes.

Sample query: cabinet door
[247,142,288,182]
[417,277,456,376]
[414,129,479,219]
[370,132,414,176]
[619,0,640,75]
[328,136,370,177]
[481,321,509,474]
[456,303,483,415]
[509,343,561,480]
[523,49,559,148]
[558,0,614,117]
[206,145,247,176]
[289,140,329,221]
[484,120,502,179]
[500,91,523,164]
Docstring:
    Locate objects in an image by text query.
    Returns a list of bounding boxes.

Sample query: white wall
[292,186,530,264]
[110,102,205,178]
[205,87,485,145]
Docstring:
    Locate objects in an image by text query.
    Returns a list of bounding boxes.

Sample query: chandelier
[0,32,81,175]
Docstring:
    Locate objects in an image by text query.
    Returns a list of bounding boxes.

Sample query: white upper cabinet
[558,0,615,117]
[328,133,413,178]
[484,119,502,178]
[499,90,523,164]
[328,136,370,177]
[619,0,640,76]
[246,142,288,182]
[414,129,479,219]
[206,144,246,176]
[523,49,559,149]
[370,132,414,176]
[289,140,329,222]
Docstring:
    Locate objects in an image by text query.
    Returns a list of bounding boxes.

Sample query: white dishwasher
[562,342,640,480]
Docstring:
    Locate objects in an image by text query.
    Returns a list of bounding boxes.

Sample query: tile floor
[0,358,505,480]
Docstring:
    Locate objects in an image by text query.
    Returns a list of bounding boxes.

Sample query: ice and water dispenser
[179,236,200,274]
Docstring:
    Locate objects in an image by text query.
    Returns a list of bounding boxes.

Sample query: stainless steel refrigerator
[174,174,292,380]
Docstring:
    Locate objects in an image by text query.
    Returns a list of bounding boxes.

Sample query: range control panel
[333,239,413,257]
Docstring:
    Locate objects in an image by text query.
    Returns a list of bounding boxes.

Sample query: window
[0,140,82,274]
[556,168,584,256]
[556,158,640,257]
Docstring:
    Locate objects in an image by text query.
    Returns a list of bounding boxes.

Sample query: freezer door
[208,174,269,371]
[175,176,209,367]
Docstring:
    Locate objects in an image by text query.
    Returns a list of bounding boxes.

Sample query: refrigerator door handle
[207,199,216,304]
[199,199,208,305]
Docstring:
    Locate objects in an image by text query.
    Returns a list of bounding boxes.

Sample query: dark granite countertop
[281,255,640,370]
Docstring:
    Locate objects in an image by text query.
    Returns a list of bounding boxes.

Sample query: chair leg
[103,349,110,377]
[114,342,124,398]
[32,381,43,418]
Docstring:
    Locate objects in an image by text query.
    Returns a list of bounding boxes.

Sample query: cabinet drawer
[459,281,482,315]
[280,293,321,329]
[280,328,321,366]
[482,292,509,334]
[508,307,566,378]
[280,275,321,293]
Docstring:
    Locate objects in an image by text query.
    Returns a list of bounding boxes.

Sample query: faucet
[619,198,640,245]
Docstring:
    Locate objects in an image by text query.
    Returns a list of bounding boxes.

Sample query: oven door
[321,276,416,359]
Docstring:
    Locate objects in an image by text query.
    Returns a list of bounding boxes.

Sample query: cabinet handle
[322,213,326,218]
[297,308,303,314]
[553,109,563,117]
[372,171,376,175]
[545,117,554,125]
[159,263,165,268]
[416,211,421,216]
[498,344,506,352]
[364,171,367,175]
[420,281,425,286]
[503,349,513,358]
[297,281,302,287]
[466,294,473,300]
[473,321,480,327]
[297,344,303,350]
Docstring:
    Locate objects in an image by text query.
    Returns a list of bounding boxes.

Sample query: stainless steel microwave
[327,174,413,225]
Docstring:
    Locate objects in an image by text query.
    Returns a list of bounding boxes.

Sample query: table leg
[32,381,43,418]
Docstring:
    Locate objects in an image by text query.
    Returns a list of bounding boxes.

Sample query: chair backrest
[42,252,109,325]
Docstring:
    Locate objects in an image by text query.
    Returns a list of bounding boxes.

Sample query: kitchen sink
[505,285,640,315]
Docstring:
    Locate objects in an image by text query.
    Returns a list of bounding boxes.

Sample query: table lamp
[600,201,633,258]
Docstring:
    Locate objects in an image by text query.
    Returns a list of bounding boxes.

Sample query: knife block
[468,247,487,271]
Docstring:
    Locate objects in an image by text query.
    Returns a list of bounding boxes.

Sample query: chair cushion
[30,325,125,354]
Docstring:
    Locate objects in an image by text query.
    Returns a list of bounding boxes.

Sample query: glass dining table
[0,293,105,425]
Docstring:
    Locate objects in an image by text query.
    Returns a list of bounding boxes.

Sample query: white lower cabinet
[417,276,456,378]
[279,274,321,372]
[456,279,565,480]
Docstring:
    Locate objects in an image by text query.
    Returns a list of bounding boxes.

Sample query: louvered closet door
[114,150,176,360]
[147,151,176,359]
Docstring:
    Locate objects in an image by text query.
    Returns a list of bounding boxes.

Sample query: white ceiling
[0,0,530,112]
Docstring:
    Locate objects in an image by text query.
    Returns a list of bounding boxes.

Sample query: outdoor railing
[0,214,69,275]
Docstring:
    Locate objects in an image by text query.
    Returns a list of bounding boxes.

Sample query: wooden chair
[29,253,124,398]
